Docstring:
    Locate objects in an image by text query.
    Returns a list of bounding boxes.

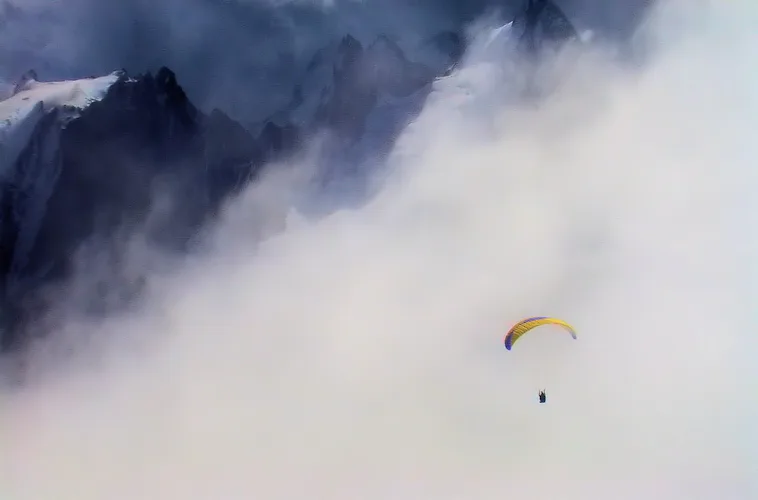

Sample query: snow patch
[0,71,121,179]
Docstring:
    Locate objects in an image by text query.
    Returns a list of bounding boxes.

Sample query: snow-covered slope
[0,71,120,180]
[0,71,122,299]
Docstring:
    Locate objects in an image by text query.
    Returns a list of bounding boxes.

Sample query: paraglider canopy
[503,316,577,350]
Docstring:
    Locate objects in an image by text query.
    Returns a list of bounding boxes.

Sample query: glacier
[0,71,122,302]
[0,71,121,177]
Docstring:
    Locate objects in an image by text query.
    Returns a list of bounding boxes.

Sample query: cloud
[2,0,756,499]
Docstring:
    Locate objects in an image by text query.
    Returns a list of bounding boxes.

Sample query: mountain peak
[512,0,579,54]
[338,34,361,51]
[335,34,363,73]
[12,69,38,95]
[369,34,404,56]
[155,66,179,88]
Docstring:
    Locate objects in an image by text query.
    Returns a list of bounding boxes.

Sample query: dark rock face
[0,0,578,352]
[0,67,277,349]
[513,0,579,56]
[270,32,449,148]
[317,34,436,140]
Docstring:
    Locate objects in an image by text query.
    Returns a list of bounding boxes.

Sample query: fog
[2,0,757,499]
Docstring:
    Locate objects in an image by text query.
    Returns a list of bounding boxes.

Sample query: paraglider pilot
[538,390,546,403]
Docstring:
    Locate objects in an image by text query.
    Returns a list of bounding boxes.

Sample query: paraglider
[503,316,577,350]
[503,316,577,403]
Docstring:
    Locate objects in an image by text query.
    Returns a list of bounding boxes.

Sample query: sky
[0,0,650,123]
[1,0,757,499]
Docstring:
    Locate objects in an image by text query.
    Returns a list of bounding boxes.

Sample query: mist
[2,0,757,499]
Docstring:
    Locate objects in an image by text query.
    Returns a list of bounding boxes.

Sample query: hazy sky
[0,0,652,123]
[2,0,756,499]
